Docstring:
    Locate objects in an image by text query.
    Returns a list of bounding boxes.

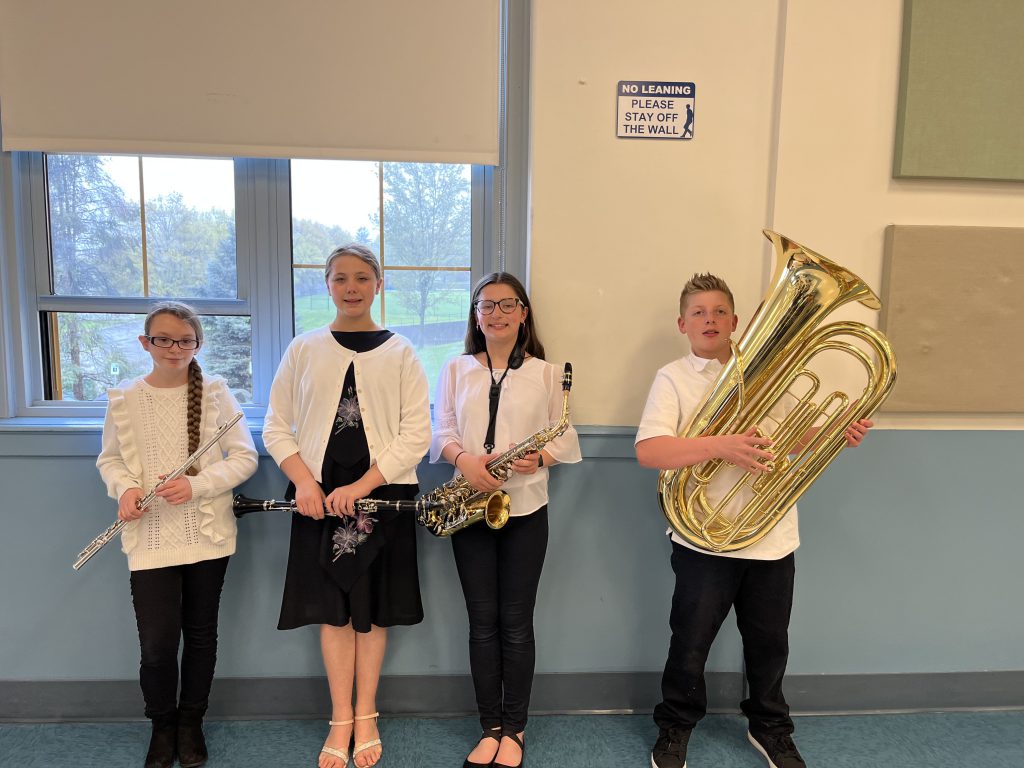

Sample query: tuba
[659,230,897,552]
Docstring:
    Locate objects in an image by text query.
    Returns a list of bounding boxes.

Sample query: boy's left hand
[155,476,194,505]
[844,418,873,447]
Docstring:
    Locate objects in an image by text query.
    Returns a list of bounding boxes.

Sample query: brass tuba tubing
[658,232,897,553]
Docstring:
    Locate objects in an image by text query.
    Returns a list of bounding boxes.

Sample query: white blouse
[430,355,582,517]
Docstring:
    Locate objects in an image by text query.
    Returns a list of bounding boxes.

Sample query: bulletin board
[879,225,1024,413]
[893,0,1024,181]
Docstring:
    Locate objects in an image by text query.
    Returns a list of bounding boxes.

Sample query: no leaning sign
[616,80,695,140]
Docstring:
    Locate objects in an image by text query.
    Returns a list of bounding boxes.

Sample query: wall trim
[3,671,1021,722]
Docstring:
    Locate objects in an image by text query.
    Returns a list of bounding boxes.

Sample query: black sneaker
[651,726,691,768]
[747,731,806,768]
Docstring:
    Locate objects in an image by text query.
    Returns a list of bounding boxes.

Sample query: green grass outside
[293,288,468,333]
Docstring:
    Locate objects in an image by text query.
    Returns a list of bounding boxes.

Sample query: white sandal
[352,712,382,766]
[320,718,352,767]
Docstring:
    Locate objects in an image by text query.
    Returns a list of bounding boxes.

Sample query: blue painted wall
[1,429,1021,683]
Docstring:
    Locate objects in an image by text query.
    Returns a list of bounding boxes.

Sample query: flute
[74,412,244,571]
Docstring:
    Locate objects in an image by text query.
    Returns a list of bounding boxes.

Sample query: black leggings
[129,557,230,721]
[451,507,548,733]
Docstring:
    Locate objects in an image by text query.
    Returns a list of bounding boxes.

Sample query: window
[5,153,497,417]
[291,160,473,401]
[41,154,252,402]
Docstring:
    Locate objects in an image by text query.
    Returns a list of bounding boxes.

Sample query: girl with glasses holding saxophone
[96,301,258,768]
[430,273,582,768]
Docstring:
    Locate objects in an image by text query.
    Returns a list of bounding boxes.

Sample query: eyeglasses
[145,336,200,350]
[474,298,524,315]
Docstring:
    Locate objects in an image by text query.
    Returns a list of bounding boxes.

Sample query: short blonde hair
[679,273,735,315]
[325,243,381,281]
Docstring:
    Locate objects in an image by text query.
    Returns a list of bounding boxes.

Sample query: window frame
[0,0,530,424]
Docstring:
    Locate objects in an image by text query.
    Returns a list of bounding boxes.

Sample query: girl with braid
[97,301,257,768]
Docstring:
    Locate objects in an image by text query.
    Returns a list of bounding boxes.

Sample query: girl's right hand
[715,427,774,474]
[118,487,146,521]
[294,480,327,520]
[456,452,504,493]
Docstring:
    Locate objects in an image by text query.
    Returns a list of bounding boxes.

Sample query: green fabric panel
[894,0,1024,181]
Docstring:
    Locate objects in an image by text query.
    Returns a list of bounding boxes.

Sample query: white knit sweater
[97,375,258,571]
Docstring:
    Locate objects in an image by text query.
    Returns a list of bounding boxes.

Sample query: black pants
[451,507,548,733]
[129,557,230,721]
[653,543,795,736]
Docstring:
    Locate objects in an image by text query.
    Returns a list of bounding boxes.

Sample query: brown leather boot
[144,715,177,768]
[176,706,208,768]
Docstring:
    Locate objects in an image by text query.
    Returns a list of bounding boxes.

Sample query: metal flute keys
[73,412,244,571]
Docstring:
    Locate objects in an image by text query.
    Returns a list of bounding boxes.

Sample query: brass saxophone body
[417,362,574,537]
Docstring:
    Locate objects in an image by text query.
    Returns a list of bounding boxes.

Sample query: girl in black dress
[263,244,432,768]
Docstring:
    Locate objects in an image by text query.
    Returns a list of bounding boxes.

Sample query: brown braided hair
[144,301,204,476]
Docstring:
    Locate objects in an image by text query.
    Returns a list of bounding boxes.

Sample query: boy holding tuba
[635,273,872,768]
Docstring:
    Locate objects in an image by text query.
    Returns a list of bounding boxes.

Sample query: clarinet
[73,412,244,571]
[232,494,443,518]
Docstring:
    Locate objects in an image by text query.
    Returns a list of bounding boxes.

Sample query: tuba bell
[658,230,897,552]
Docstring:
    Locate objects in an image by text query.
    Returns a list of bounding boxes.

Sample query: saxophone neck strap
[483,348,512,454]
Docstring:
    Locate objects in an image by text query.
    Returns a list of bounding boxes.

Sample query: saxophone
[417,362,574,537]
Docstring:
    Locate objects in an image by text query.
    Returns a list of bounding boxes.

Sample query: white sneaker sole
[650,752,686,768]
[747,731,780,768]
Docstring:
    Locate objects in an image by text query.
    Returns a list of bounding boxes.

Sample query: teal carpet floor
[2,711,1022,767]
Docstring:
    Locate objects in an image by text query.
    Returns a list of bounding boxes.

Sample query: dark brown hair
[144,301,204,476]
[463,272,545,361]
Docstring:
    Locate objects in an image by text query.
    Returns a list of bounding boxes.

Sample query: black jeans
[653,543,795,736]
[451,507,548,733]
[129,557,230,721]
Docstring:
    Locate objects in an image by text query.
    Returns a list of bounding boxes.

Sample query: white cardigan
[96,375,258,570]
[263,327,431,485]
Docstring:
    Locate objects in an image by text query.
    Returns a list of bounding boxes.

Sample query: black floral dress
[277,330,424,633]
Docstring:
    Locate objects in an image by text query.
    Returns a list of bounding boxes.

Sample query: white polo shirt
[636,352,799,560]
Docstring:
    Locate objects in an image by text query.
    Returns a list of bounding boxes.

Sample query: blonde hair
[144,301,204,476]
[679,273,735,316]
[324,243,381,281]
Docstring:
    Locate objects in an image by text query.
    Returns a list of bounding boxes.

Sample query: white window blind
[0,0,500,165]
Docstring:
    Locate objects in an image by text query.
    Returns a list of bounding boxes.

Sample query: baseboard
[2,671,1021,722]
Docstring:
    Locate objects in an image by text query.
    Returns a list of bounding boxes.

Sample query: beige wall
[529,0,784,426]
[529,0,1024,428]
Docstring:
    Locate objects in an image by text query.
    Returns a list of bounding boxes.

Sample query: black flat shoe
[493,728,525,768]
[463,726,502,768]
